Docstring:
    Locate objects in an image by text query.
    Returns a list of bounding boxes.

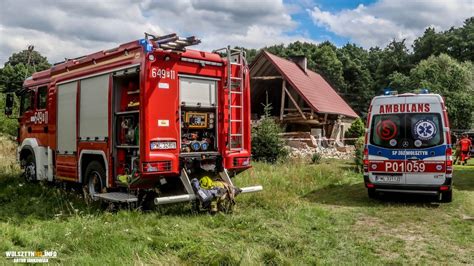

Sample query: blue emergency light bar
[420,88,430,94]
[138,39,153,53]
[383,88,398,95]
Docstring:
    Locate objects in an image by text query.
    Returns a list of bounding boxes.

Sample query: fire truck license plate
[376,175,401,183]
[385,161,426,173]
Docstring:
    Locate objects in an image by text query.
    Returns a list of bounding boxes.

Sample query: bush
[0,93,18,136]
[354,136,365,172]
[251,116,288,163]
[311,152,322,164]
[345,118,365,145]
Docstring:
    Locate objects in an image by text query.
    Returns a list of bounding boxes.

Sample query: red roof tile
[262,51,359,118]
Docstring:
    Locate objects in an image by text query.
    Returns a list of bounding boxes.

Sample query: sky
[0,0,472,65]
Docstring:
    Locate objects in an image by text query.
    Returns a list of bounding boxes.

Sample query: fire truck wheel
[84,161,106,200]
[23,154,37,182]
[137,190,157,211]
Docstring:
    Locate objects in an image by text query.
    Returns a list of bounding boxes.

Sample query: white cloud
[308,0,473,48]
[0,0,315,65]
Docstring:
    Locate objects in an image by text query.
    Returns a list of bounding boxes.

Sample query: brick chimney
[289,55,307,73]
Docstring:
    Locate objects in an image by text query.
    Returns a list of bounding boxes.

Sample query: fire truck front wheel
[84,161,106,200]
[23,154,37,182]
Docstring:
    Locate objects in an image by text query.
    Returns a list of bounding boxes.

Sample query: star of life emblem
[414,119,437,140]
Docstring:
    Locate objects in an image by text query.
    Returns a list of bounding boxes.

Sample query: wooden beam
[282,119,321,125]
[280,80,286,120]
[251,76,283,80]
[284,108,312,111]
[254,59,273,77]
[284,86,306,120]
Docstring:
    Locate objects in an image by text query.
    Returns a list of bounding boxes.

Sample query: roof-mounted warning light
[140,32,201,53]
[383,87,398,95]
[420,88,430,94]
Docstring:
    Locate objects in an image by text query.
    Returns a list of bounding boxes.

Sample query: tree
[413,27,441,63]
[312,42,346,92]
[0,63,30,92]
[1,47,51,93]
[0,47,50,136]
[409,54,474,129]
[387,71,412,93]
[5,47,51,71]
[265,44,288,58]
[412,17,474,63]
[251,103,288,163]
[345,118,365,141]
[443,17,474,62]
[337,44,374,115]
[374,40,412,90]
[244,48,258,64]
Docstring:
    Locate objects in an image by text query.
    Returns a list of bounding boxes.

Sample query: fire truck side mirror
[5,93,14,116]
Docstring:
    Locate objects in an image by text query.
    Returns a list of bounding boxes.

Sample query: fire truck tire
[137,190,157,211]
[23,154,37,183]
[440,190,452,203]
[84,161,106,200]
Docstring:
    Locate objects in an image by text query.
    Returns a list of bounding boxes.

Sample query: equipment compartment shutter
[180,77,216,107]
[79,74,110,140]
[57,82,78,154]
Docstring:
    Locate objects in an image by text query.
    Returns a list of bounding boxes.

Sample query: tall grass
[0,134,19,174]
[0,137,473,265]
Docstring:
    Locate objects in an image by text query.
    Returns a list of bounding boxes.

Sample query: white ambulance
[364,91,453,202]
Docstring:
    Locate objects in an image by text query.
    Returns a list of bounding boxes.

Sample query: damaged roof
[251,50,359,118]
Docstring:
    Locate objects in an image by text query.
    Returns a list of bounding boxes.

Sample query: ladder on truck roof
[214,46,247,151]
[144,32,200,51]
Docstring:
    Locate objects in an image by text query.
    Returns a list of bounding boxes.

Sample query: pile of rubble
[282,132,355,160]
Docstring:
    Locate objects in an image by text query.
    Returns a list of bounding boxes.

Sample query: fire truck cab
[9,33,261,206]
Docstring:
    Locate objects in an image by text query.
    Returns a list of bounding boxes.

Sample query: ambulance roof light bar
[383,87,398,95]
[420,88,430,94]
[141,32,201,52]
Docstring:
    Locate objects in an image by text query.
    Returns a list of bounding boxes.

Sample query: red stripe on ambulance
[369,160,445,173]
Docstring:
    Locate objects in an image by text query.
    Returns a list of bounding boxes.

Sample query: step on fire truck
[4,33,262,209]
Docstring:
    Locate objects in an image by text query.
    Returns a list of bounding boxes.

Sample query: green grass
[0,140,473,264]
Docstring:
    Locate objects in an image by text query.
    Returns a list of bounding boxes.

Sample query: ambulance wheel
[368,188,377,199]
[23,154,37,182]
[84,161,106,201]
[440,190,452,203]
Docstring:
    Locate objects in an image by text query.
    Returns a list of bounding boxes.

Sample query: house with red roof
[250,50,359,140]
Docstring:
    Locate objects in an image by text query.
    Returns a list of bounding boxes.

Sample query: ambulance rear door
[404,96,446,185]
[368,96,407,185]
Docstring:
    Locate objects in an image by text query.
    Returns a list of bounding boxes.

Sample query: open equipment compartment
[112,67,141,182]
[179,76,219,154]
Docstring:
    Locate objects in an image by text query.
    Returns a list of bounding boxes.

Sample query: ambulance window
[370,113,444,149]
[20,91,34,114]
[407,113,443,148]
[37,86,48,109]
[370,114,403,148]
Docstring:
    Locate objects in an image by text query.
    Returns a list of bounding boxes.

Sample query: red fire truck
[4,33,261,208]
